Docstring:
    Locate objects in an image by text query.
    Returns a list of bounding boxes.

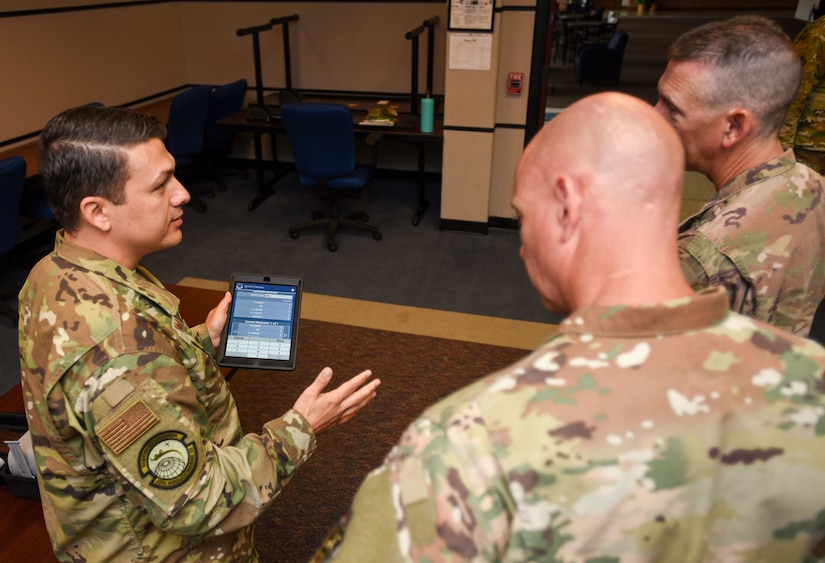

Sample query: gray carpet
[0,170,559,397]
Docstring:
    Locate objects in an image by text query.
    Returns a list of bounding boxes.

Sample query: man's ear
[553,175,582,244]
[78,196,113,233]
[721,108,753,148]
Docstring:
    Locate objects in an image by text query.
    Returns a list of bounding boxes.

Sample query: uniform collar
[53,230,181,317]
[559,288,730,337]
[715,149,796,202]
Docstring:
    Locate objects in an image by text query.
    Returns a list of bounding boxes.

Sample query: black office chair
[166,85,213,212]
[574,29,629,85]
[280,103,383,252]
[0,156,27,324]
[205,79,249,189]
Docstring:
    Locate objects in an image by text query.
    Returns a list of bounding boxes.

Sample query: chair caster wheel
[373,232,383,241]
[327,243,338,252]
[289,230,300,239]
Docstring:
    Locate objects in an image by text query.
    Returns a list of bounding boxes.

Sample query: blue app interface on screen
[225,282,297,360]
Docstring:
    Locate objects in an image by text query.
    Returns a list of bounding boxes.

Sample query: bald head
[520,92,684,213]
[513,92,693,314]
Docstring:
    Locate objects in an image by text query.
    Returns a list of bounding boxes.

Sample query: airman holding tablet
[18,105,380,562]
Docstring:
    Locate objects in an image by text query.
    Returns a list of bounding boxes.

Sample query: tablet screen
[217,273,303,370]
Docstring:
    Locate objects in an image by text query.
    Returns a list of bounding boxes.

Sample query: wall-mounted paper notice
[449,33,492,71]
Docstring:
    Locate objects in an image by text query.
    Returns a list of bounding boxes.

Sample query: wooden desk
[218,92,443,225]
[0,385,55,562]
[0,284,220,562]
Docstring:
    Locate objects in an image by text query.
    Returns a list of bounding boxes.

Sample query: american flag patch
[98,400,159,454]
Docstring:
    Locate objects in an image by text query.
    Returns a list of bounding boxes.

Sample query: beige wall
[1,2,447,142]
[441,0,536,224]
[1,3,185,141]
[491,5,536,219]
[177,3,447,94]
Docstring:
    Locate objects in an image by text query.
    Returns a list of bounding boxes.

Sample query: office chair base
[289,212,382,252]
[207,165,249,192]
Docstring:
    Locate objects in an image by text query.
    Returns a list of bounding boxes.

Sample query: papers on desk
[359,106,398,127]
[359,119,396,127]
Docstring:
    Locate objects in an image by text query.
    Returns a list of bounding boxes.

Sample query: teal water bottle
[420,97,434,133]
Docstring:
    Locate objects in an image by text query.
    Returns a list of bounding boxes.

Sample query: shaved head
[520,93,684,215]
[513,93,691,314]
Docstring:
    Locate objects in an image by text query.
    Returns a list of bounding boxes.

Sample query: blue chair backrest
[280,103,356,179]
[206,79,248,147]
[609,30,628,51]
[0,156,27,255]
[166,85,212,159]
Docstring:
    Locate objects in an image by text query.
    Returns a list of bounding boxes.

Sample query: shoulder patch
[138,430,198,489]
[101,378,136,408]
[399,456,430,506]
[98,399,159,454]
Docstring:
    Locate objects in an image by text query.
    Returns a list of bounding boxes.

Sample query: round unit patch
[139,430,197,489]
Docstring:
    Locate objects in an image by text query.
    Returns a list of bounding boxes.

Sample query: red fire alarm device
[507,72,524,95]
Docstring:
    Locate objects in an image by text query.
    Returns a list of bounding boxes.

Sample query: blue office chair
[205,79,249,189]
[21,103,104,222]
[280,103,383,252]
[574,30,629,85]
[0,156,27,323]
[166,84,213,212]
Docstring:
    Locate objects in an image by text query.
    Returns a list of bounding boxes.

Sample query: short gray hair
[668,15,801,137]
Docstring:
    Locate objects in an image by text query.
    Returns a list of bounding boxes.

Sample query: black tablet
[217,273,303,370]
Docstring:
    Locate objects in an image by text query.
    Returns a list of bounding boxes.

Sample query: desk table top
[219,91,444,140]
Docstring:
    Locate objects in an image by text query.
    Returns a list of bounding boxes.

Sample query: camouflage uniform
[781,15,825,174]
[678,149,825,337]
[18,231,317,562]
[314,288,825,562]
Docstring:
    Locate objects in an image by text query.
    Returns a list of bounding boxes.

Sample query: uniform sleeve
[781,28,825,150]
[190,322,217,356]
[315,403,514,562]
[678,241,712,291]
[85,351,316,539]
